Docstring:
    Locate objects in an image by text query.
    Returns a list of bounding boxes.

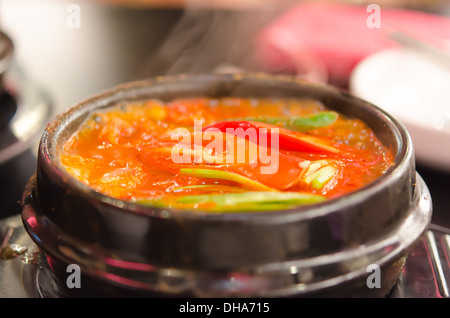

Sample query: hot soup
[59,97,394,212]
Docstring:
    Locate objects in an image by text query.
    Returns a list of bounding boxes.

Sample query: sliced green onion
[307,166,338,190]
[171,184,245,193]
[303,160,329,176]
[135,191,326,212]
[288,112,339,131]
[176,191,326,212]
[236,111,338,132]
[179,168,275,192]
[133,197,170,208]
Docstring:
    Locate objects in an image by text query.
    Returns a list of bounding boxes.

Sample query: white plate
[350,48,450,172]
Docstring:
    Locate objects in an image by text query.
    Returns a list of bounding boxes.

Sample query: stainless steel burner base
[1,214,449,298]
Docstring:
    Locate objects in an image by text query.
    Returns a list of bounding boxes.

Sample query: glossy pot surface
[21,73,432,297]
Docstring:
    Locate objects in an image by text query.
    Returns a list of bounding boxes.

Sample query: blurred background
[0,0,449,226]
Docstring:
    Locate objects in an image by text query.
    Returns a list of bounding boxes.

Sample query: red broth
[59,98,394,212]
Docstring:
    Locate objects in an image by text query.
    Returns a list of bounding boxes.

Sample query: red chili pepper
[203,121,340,154]
[156,130,306,190]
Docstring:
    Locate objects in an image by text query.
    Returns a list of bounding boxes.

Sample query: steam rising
[141,4,289,77]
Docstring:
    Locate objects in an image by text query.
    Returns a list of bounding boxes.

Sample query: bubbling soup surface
[59,97,394,212]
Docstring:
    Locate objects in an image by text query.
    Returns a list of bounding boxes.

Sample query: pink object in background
[255,2,450,83]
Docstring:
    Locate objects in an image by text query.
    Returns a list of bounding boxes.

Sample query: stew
[59,97,394,212]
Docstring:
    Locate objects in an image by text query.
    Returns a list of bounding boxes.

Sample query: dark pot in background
[0,31,15,131]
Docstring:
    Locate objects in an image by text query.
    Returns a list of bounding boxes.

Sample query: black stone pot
[0,31,15,131]
[21,73,432,297]
[0,31,13,93]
